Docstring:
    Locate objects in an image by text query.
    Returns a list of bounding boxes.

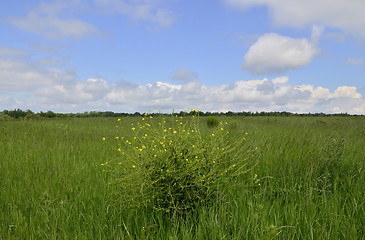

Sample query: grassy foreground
[0,116,364,239]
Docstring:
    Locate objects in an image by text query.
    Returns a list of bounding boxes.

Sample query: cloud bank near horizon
[1,46,364,114]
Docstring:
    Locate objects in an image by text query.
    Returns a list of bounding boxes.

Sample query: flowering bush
[103,110,257,214]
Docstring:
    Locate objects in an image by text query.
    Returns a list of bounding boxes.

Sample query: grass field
[1,116,364,239]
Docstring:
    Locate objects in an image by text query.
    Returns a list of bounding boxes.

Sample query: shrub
[206,116,219,127]
[103,110,257,215]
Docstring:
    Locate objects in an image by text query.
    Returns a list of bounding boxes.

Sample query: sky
[1,0,365,114]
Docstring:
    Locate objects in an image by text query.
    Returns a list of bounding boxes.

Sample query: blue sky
[1,0,365,114]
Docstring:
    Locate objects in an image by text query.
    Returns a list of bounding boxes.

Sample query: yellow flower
[118,118,121,121]
[173,131,177,134]
[132,127,135,131]
[190,108,194,111]
[102,137,106,141]
[116,136,119,140]
[211,133,215,136]
[132,165,136,168]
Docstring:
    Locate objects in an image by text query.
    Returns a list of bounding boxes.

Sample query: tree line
[1,108,362,119]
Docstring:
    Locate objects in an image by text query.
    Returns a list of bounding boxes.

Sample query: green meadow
[1,116,364,239]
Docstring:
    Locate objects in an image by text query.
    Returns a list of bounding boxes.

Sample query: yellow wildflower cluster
[102,108,258,213]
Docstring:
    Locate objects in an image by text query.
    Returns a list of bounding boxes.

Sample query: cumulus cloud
[242,25,322,75]
[8,75,362,114]
[225,0,365,39]
[0,58,75,91]
[1,47,364,114]
[35,78,111,104]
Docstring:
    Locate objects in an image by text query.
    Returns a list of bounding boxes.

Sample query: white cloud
[35,78,111,104]
[6,74,362,114]
[1,49,364,114]
[94,0,176,28]
[0,46,29,59]
[346,58,365,66]
[171,67,197,82]
[242,26,322,75]
[0,58,75,91]
[0,46,76,92]
[8,12,103,40]
[7,0,175,39]
[225,0,365,39]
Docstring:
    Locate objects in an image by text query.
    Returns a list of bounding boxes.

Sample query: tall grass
[0,116,364,239]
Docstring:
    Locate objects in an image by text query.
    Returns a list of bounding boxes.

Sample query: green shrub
[206,116,219,127]
[103,111,257,215]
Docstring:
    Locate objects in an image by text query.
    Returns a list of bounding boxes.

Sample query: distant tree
[4,109,27,118]
[39,111,56,118]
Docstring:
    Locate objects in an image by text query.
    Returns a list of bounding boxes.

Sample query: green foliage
[206,116,219,127]
[1,116,364,239]
[3,109,30,118]
[0,112,12,120]
[104,112,257,214]
[39,110,56,118]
